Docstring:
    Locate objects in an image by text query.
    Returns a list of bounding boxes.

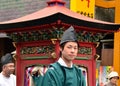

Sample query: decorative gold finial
[51,38,57,44]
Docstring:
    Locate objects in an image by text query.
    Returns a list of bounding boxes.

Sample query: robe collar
[58,58,73,68]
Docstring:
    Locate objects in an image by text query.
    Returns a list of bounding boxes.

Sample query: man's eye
[67,46,78,49]
[74,47,78,50]
[67,46,72,48]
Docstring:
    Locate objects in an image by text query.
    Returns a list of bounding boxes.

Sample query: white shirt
[0,73,16,86]
[58,58,73,68]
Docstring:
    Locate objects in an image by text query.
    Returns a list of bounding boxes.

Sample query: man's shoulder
[10,74,16,79]
[47,62,64,73]
[49,62,60,69]
[0,72,2,75]
[10,74,16,76]
[103,82,111,86]
[0,72,3,78]
[0,73,3,79]
[73,65,82,72]
[104,83,109,86]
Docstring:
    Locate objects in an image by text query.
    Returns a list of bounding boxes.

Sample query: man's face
[61,41,78,62]
[3,63,15,77]
[110,76,119,85]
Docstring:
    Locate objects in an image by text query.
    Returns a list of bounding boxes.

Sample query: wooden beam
[95,0,115,8]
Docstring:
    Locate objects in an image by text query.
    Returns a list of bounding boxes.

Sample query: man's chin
[68,58,74,61]
[69,57,75,60]
[10,71,15,74]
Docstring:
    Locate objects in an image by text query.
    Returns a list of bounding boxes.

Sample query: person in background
[0,53,16,86]
[104,71,119,86]
[41,26,86,86]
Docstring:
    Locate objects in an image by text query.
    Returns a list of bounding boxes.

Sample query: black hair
[109,76,119,80]
[59,41,79,57]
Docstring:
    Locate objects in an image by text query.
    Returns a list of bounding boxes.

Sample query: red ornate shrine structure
[0,0,119,86]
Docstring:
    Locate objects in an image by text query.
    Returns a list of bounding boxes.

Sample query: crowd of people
[0,26,119,86]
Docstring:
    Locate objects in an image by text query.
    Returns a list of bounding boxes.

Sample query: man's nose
[71,48,75,52]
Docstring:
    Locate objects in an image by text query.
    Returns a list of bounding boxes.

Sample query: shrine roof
[0,0,120,32]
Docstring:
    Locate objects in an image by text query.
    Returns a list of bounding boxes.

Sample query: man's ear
[59,46,62,52]
[2,65,6,69]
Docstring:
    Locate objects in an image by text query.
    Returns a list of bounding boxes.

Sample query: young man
[0,53,16,86]
[104,71,119,86]
[42,26,86,86]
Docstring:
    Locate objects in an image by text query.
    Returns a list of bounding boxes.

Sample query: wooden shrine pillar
[114,30,120,85]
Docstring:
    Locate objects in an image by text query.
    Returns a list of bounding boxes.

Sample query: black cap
[1,53,13,66]
[60,26,77,45]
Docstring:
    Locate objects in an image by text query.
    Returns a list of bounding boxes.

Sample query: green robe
[41,62,86,86]
[32,75,43,86]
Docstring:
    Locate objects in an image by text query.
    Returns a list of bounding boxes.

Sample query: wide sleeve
[75,67,86,86]
[81,72,86,86]
[32,75,43,86]
[80,70,86,86]
[41,68,62,86]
